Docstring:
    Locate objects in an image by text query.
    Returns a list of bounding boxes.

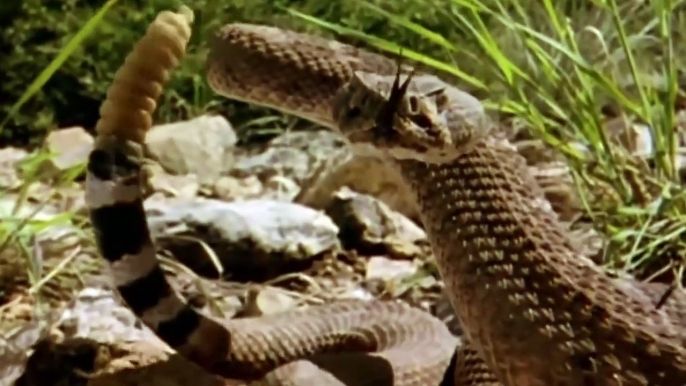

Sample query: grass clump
[294,0,686,285]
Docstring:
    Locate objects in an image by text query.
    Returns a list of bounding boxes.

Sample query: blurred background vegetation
[0,0,474,146]
[4,0,682,147]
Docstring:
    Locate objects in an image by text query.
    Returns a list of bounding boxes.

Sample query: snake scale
[85,7,686,386]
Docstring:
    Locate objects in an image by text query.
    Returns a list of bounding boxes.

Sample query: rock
[230,130,347,183]
[145,115,237,184]
[41,127,93,178]
[213,173,299,202]
[325,188,427,259]
[54,183,88,215]
[603,115,654,157]
[365,256,418,282]
[146,198,340,280]
[212,175,263,201]
[300,151,418,220]
[55,287,155,343]
[145,163,200,199]
[0,147,28,190]
[241,287,298,317]
[262,175,300,201]
[230,130,417,219]
[296,145,418,220]
[0,318,52,386]
[12,288,227,386]
[85,343,228,386]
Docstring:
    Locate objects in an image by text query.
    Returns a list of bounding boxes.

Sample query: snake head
[332,67,491,163]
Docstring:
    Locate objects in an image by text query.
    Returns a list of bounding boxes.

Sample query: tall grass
[0,0,119,329]
[293,0,686,284]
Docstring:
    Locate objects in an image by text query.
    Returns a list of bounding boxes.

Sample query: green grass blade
[285,8,487,89]
[354,1,457,52]
[0,0,120,132]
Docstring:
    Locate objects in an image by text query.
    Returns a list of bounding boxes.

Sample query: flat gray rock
[146,198,340,280]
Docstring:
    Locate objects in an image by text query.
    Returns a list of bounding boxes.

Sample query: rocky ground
[1,110,684,386]
[0,115,464,386]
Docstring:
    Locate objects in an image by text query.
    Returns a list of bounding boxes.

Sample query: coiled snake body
[86,11,456,386]
[86,9,686,386]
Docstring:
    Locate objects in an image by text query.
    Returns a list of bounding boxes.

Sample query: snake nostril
[409,96,419,113]
[347,106,362,119]
[411,114,432,128]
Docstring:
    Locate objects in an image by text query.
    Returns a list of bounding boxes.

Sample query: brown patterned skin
[332,70,686,385]
[206,23,414,129]
[206,23,686,385]
[85,9,457,386]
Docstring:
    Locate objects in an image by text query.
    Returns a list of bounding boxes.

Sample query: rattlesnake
[85,7,686,386]
[85,8,456,386]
